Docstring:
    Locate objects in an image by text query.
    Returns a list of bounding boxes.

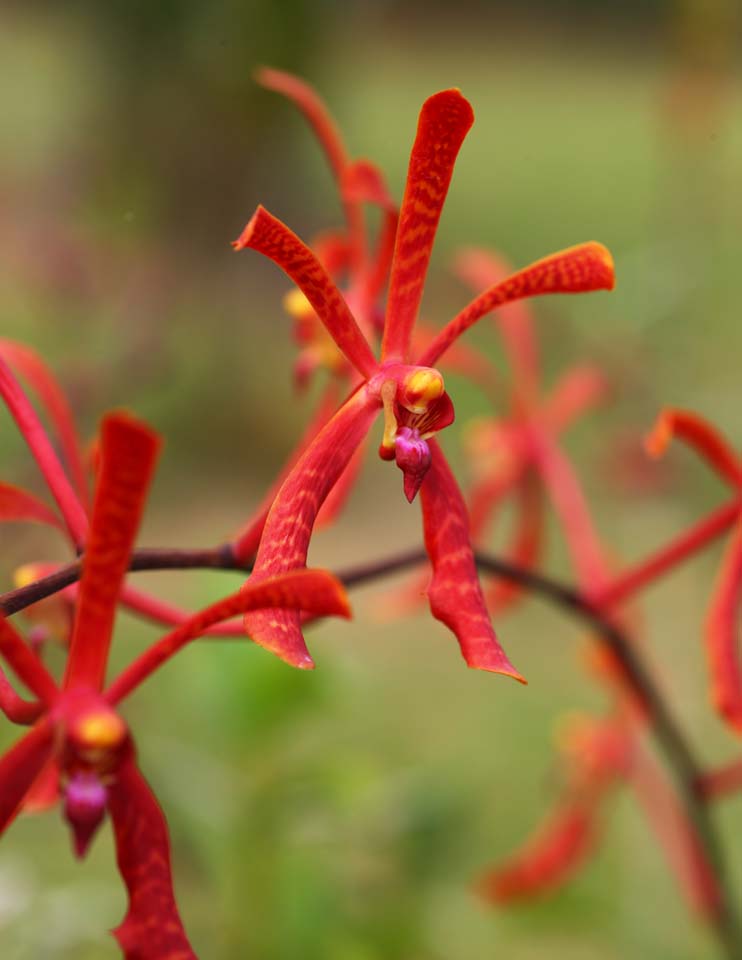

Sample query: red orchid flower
[644,407,742,732]
[0,412,350,959]
[233,86,614,676]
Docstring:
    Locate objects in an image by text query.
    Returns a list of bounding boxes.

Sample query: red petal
[419,242,615,367]
[22,754,59,813]
[106,569,351,705]
[0,720,53,834]
[487,474,545,615]
[0,665,43,725]
[108,753,196,959]
[0,339,89,504]
[0,615,58,704]
[64,414,160,692]
[420,439,525,680]
[119,585,244,637]
[233,206,377,378]
[0,481,64,530]
[316,431,369,528]
[231,383,340,563]
[452,247,540,395]
[412,323,496,393]
[704,516,742,731]
[341,160,399,305]
[478,803,596,903]
[381,90,474,362]
[0,354,88,546]
[645,408,741,488]
[544,364,609,433]
[244,389,378,669]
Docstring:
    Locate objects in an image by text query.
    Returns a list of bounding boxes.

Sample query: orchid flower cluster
[1,69,741,958]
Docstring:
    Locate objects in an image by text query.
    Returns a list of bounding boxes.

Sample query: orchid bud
[395,426,431,503]
[63,771,108,859]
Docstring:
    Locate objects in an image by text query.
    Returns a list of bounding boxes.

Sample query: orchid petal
[0,665,43,725]
[420,439,525,680]
[316,431,369,528]
[452,247,540,394]
[544,364,610,434]
[645,408,741,489]
[0,481,64,530]
[64,414,160,692]
[0,615,58,704]
[487,474,545,614]
[232,383,341,563]
[341,159,399,305]
[244,388,378,669]
[119,585,244,637]
[381,90,474,362]
[233,206,377,378]
[418,242,615,368]
[0,354,88,546]
[108,753,196,959]
[107,569,351,705]
[22,755,59,813]
[704,515,742,731]
[0,720,53,835]
[0,339,89,504]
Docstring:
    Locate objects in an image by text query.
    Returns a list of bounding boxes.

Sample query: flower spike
[381,89,475,362]
[233,206,377,379]
[645,408,742,488]
[64,413,161,692]
[419,242,615,368]
[420,440,525,680]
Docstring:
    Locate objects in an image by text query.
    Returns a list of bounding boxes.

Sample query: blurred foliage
[1,1,742,958]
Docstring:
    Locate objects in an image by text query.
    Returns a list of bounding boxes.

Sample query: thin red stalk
[0,356,88,546]
[591,498,741,609]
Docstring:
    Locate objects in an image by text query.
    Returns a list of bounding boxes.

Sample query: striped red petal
[0,720,54,835]
[704,515,742,731]
[64,414,160,692]
[244,388,378,669]
[420,439,524,680]
[419,242,614,368]
[645,408,741,488]
[381,90,474,362]
[233,207,377,379]
[108,753,196,959]
[106,568,351,705]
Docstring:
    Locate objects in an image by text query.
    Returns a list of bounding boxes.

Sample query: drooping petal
[0,720,54,835]
[0,481,64,530]
[418,242,615,368]
[106,569,351,705]
[704,515,742,732]
[452,247,540,396]
[544,364,610,434]
[477,803,597,903]
[419,439,525,680]
[64,414,161,692]
[645,408,741,489]
[233,207,377,379]
[0,355,88,546]
[244,388,379,669]
[108,753,196,959]
[231,383,341,563]
[0,615,58,704]
[381,90,475,362]
[0,339,89,504]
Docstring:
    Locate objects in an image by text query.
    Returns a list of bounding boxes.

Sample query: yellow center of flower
[399,368,445,414]
[72,709,127,752]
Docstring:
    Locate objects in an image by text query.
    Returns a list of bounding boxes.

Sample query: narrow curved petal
[0,720,53,835]
[315,431,369,528]
[487,474,545,615]
[478,803,597,903]
[0,665,43,724]
[645,408,741,489]
[544,365,610,434]
[381,90,475,362]
[0,339,89,504]
[704,516,742,731]
[418,242,615,368]
[420,440,525,680]
[452,247,540,395]
[233,207,377,378]
[119,585,244,637]
[0,482,64,530]
[108,753,196,959]
[107,569,351,705]
[64,414,160,692]
[244,389,379,669]
[0,355,88,546]
[231,383,341,563]
[0,615,58,704]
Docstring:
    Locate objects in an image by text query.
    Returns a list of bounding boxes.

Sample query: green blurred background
[1,0,742,956]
